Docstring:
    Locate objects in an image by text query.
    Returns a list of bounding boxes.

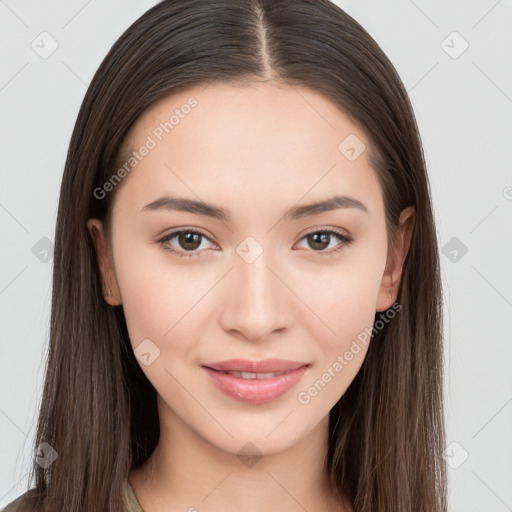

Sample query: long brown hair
[17,1,447,510]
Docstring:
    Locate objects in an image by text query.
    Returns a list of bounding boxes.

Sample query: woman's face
[88,82,411,456]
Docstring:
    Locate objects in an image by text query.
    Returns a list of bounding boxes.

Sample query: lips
[203,358,309,373]
[201,359,310,404]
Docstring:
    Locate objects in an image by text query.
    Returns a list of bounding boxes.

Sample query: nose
[218,246,291,342]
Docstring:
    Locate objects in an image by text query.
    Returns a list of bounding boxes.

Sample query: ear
[86,218,122,306]
[376,206,415,312]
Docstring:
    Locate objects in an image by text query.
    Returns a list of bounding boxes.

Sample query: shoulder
[2,483,140,512]
[1,489,41,512]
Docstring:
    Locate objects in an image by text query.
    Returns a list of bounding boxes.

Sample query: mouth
[208,369,292,379]
[202,358,309,373]
[201,359,310,404]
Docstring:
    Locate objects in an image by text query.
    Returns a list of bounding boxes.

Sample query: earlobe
[86,218,122,306]
[376,206,415,312]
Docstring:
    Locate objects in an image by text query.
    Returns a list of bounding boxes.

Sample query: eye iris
[179,232,202,250]
[308,232,330,250]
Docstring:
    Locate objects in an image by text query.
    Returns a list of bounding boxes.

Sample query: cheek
[309,276,376,384]
[296,277,378,411]
[113,252,207,402]
[296,247,386,398]
[302,252,386,341]
[115,262,167,347]
[111,236,192,349]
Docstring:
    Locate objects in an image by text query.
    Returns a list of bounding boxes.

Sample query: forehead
[126,81,363,153]
[111,81,383,224]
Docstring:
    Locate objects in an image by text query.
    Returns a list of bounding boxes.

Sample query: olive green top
[125,480,144,511]
[0,481,144,512]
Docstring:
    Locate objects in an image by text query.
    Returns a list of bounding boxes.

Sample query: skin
[87,81,414,512]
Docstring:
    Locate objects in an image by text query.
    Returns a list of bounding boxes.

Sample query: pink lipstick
[201,358,309,404]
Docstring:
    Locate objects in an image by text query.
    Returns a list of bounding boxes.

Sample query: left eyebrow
[283,194,368,220]
[140,194,368,222]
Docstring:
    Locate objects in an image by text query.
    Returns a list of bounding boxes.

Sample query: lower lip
[201,365,309,405]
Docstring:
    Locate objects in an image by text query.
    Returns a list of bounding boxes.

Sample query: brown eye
[177,231,202,251]
[306,232,331,251]
[157,229,215,258]
[157,228,353,259]
[297,229,354,255]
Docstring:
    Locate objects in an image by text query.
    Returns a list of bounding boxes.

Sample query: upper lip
[203,359,310,373]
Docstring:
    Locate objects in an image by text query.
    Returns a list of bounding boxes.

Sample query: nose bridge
[219,238,289,340]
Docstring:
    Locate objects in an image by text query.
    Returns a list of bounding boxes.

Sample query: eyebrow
[140,194,368,222]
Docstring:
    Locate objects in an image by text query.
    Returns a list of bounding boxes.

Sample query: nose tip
[218,255,290,342]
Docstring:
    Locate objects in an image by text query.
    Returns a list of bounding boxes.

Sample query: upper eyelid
[158,225,351,239]
[159,228,215,244]
[160,227,348,239]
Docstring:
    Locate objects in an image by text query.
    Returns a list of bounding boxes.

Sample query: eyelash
[157,228,354,258]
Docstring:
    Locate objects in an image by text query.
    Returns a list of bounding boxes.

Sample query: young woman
[2,0,447,511]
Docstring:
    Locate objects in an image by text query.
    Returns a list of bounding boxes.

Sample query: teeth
[224,370,286,379]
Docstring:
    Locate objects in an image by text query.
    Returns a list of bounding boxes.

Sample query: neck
[129,400,348,512]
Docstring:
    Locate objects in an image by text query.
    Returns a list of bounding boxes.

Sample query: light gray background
[1,1,511,510]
